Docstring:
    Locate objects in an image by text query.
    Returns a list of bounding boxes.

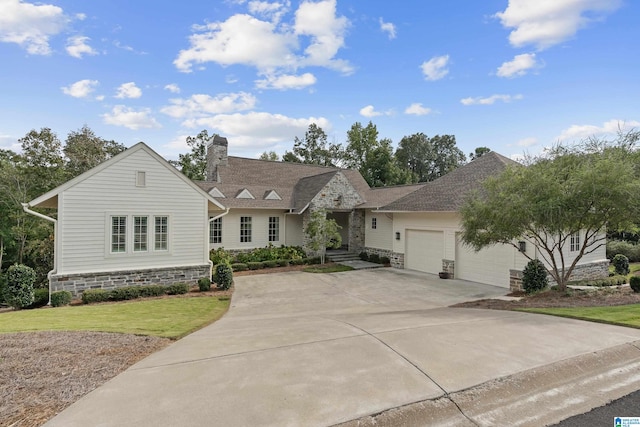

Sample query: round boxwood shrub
[359,251,369,261]
[522,259,549,294]
[28,287,50,309]
[165,283,190,295]
[82,289,109,304]
[198,277,211,292]
[51,290,72,307]
[612,254,630,275]
[5,264,37,309]
[630,276,640,293]
[215,262,234,290]
[368,253,381,264]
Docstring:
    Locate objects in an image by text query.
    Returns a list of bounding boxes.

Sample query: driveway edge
[334,341,640,427]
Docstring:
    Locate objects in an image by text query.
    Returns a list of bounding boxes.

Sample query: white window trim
[570,232,580,252]
[240,216,252,243]
[210,217,222,244]
[269,216,280,242]
[136,171,146,187]
[106,213,172,256]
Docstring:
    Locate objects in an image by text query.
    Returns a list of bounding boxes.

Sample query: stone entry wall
[50,264,211,296]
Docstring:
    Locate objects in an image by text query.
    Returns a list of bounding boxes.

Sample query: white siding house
[24,143,225,295]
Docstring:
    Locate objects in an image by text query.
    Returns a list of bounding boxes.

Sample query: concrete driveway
[46,269,640,427]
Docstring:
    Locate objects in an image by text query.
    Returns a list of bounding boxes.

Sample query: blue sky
[1,0,639,161]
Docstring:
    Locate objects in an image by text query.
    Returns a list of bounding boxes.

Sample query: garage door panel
[406,230,443,274]
[456,239,513,288]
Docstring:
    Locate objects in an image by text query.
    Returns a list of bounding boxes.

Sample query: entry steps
[325,250,362,263]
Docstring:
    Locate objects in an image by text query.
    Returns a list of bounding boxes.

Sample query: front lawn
[520,304,640,329]
[0,296,230,338]
[303,264,355,273]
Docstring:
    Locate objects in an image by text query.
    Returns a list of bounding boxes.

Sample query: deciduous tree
[395,133,466,182]
[304,209,342,264]
[174,130,216,180]
[64,125,125,178]
[291,124,342,167]
[460,131,640,290]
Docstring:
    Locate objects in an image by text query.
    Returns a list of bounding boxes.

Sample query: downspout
[207,208,230,276]
[22,203,57,306]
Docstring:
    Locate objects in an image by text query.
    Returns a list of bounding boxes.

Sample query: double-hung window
[371,217,377,230]
[111,216,127,253]
[240,216,252,243]
[154,216,168,250]
[210,218,222,244]
[570,232,580,252]
[133,216,148,252]
[268,217,279,242]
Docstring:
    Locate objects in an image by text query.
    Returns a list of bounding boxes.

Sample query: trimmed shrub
[612,254,630,275]
[306,256,322,265]
[607,240,640,262]
[82,289,109,304]
[263,260,278,268]
[28,288,50,309]
[5,264,36,309]
[569,275,627,287]
[51,291,72,307]
[165,283,190,295]
[380,256,391,265]
[210,247,232,265]
[215,263,234,290]
[630,276,640,293]
[231,263,248,272]
[522,259,548,294]
[368,253,381,264]
[290,258,306,266]
[198,277,211,292]
[247,261,264,270]
[359,251,369,261]
[109,286,141,301]
[139,285,167,297]
[277,259,290,267]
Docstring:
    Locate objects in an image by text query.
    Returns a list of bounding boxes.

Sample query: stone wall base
[509,259,610,292]
[50,264,211,296]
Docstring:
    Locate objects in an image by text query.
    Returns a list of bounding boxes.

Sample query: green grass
[303,264,355,273]
[0,297,230,339]
[520,304,640,329]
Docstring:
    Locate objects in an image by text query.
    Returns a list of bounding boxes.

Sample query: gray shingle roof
[359,183,428,209]
[381,152,519,212]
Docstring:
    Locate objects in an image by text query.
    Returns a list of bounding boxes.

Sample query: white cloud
[61,79,99,98]
[404,103,432,116]
[164,84,181,94]
[248,0,290,23]
[460,94,523,106]
[496,53,539,78]
[66,35,97,58]
[115,82,142,99]
[495,0,622,50]
[102,105,161,130]
[421,55,449,81]
[0,0,70,54]
[183,111,331,147]
[379,18,396,39]
[556,119,640,141]
[0,134,20,152]
[360,105,382,118]
[174,0,352,76]
[255,73,316,90]
[161,92,257,120]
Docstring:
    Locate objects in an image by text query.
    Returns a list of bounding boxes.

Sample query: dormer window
[236,188,255,199]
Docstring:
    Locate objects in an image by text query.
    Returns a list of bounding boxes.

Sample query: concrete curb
[335,341,640,427]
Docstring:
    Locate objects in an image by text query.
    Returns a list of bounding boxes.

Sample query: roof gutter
[22,203,57,306]
[209,208,230,222]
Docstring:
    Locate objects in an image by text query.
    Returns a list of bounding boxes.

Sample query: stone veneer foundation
[509,260,609,292]
[50,264,211,296]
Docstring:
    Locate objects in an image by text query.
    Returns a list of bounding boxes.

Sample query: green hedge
[247,261,264,270]
[569,275,627,287]
[606,240,640,262]
[138,285,167,297]
[231,263,248,272]
[165,283,190,295]
[81,283,191,304]
[27,288,50,309]
[51,291,72,307]
[82,289,110,304]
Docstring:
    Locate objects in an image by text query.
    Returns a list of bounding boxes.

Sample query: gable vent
[236,188,255,199]
[208,187,225,198]
[264,190,282,200]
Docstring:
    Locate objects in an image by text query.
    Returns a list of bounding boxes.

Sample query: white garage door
[455,238,514,288]
[405,230,443,274]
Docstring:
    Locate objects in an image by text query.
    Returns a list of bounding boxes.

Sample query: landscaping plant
[215,262,234,290]
[612,254,630,275]
[630,276,640,293]
[5,264,37,309]
[198,277,211,292]
[50,291,72,307]
[522,259,549,294]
